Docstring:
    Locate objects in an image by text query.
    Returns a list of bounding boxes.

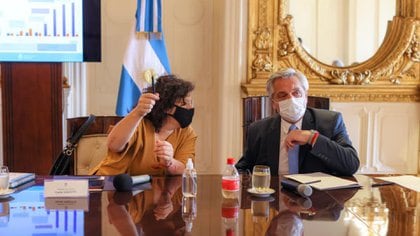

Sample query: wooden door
[1,63,62,174]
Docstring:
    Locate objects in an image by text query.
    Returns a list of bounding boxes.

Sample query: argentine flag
[116,0,171,116]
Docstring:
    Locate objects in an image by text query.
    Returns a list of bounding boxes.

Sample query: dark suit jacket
[236,108,359,176]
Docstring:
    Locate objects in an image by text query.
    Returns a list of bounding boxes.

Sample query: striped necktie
[288,124,299,174]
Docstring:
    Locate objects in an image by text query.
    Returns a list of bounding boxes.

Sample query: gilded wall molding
[242,0,420,102]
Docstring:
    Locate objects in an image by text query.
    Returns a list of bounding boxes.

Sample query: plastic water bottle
[182,158,197,197]
[221,197,239,236]
[182,196,197,234]
[221,157,240,199]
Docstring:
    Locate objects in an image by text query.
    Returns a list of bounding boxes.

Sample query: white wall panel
[164,0,215,173]
[332,102,419,174]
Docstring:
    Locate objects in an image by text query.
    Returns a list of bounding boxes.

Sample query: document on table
[9,172,35,188]
[284,172,361,190]
[375,175,420,192]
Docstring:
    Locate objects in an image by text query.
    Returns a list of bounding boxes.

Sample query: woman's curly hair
[144,75,194,131]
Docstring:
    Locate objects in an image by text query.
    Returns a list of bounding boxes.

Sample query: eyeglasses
[271,89,304,102]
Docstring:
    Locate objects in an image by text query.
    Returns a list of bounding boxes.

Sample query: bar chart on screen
[0,186,84,236]
[0,0,93,62]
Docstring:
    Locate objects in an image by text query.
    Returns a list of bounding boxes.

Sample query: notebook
[9,172,36,188]
[284,172,361,190]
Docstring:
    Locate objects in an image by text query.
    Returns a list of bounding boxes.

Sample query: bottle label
[222,206,239,218]
[222,178,240,191]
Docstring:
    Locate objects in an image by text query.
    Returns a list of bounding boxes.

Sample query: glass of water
[251,199,270,221]
[0,166,9,193]
[252,165,271,192]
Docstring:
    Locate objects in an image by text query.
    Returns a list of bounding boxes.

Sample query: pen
[304,180,321,184]
[371,181,394,187]
[152,76,155,93]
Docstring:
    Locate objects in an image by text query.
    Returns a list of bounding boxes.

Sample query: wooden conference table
[0,174,418,236]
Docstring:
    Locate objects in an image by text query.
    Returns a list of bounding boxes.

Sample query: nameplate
[45,197,89,211]
[44,180,89,198]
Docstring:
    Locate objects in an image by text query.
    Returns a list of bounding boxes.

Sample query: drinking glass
[0,202,10,224]
[0,166,9,192]
[252,165,271,192]
[251,199,270,222]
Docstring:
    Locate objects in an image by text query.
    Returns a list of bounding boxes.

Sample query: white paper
[284,172,360,190]
[376,175,420,192]
[44,180,89,197]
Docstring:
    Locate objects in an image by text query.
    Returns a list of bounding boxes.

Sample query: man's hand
[284,129,313,150]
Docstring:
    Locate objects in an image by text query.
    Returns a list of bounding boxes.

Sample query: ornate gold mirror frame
[242,0,419,102]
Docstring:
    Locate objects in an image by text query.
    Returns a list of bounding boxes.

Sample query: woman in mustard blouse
[91,75,197,176]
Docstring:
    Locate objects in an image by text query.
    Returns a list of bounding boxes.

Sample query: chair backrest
[67,116,123,175]
[74,134,108,175]
[307,96,330,110]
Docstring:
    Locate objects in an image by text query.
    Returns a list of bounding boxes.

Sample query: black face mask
[170,105,195,128]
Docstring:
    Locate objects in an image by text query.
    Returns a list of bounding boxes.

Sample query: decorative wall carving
[242,0,420,102]
[251,27,274,75]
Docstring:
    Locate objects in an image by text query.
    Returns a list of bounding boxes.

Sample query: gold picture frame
[242,0,420,102]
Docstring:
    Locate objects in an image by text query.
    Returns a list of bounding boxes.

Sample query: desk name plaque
[44,179,89,197]
[45,197,89,211]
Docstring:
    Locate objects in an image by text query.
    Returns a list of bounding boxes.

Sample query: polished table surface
[0,174,418,236]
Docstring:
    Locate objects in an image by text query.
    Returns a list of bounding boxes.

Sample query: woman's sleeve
[172,126,197,166]
[90,124,143,175]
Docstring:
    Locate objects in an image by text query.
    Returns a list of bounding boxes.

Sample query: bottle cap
[227,157,235,165]
[186,158,194,169]
[185,221,193,232]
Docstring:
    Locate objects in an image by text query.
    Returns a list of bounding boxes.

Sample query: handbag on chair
[49,114,96,175]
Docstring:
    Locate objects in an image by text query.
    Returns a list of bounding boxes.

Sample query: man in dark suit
[236,68,359,176]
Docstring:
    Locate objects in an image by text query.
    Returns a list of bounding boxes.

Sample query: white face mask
[277,97,306,123]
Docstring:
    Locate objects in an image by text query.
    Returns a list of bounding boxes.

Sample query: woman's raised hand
[134,93,160,118]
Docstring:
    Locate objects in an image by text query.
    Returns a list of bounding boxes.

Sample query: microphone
[281,188,313,209]
[281,178,313,198]
[113,174,151,192]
